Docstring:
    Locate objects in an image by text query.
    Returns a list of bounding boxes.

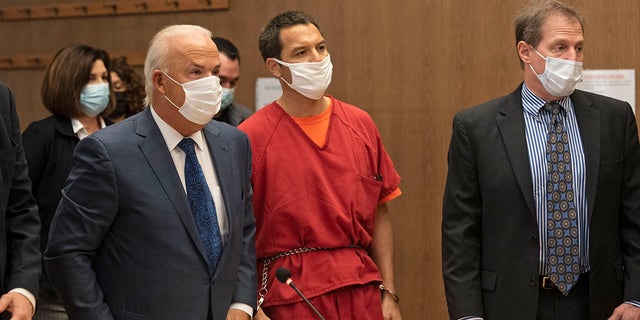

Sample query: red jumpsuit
[239,97,401,318]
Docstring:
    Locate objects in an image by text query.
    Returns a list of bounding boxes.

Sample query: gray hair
[144,25,212,105]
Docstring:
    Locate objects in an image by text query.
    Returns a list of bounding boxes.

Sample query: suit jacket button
[531,236,537,244]
[530,277,536,286]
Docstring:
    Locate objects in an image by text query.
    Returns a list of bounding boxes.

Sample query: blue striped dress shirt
[521,84,589,275]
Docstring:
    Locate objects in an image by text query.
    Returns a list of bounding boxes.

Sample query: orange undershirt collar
[291,100,333,147]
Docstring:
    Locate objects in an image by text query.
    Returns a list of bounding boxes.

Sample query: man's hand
[226,309,251,320]
[608,303,640,320]
[0,292,34,320]
[254,308,271,320]
[381,294,402,320]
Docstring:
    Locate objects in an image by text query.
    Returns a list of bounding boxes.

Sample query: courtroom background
[1,0,638,319]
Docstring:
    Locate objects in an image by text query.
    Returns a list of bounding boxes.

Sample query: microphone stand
[286,280,326,320]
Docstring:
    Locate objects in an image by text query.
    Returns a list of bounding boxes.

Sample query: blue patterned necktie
[178,138,222,273]
[544,102,580,295]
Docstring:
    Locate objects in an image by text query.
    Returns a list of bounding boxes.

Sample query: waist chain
[257,244,363,309]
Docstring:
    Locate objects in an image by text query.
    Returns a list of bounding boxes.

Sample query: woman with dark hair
[108,56,145,122]
[22,44,114,320]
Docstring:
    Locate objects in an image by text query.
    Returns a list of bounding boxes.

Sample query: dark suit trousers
[537,273,589,320]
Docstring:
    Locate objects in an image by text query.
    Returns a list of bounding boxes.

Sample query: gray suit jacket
[45,107,256,320]
[442,84,640,320]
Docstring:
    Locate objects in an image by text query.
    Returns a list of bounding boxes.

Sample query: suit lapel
[496,88,601,222]
[497,88,536,217]
[571,91,600,223]
[135,109,210,265]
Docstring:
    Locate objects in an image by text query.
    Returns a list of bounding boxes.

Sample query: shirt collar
[149,105,205,152]
[70,117,107,136]
[521,83,573,117]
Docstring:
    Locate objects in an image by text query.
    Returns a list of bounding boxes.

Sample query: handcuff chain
[256,244,361,309]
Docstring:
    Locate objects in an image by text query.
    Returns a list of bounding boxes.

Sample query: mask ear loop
[162,72,183,86]
[279,77,294,87]
[528,63,543,76]
[161,72,184,110]
[163,95,182,111]
[271,58,295,88]
[527,44,547,76]
[530,46,547,60]
[271,57,291,67]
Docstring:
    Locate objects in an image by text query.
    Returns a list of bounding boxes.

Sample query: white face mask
[272,54,333,100]
[529,47,583,97]
[163,73,222,125]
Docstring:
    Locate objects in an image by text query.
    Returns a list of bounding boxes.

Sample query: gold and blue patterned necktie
[544,102,580,295]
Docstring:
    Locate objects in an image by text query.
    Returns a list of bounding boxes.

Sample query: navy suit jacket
[45,107,256,320]
[442,85,640,320]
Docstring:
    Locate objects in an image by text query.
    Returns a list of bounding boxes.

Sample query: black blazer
[0,82,41,299]
[216,102,254,127]
[442,84,640,320]
[23,116,78,263]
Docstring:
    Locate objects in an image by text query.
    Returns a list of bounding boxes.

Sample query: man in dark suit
[442,1,640,319]
[212,37,254,127]
[44,25,256,320]
[0,82,41,319]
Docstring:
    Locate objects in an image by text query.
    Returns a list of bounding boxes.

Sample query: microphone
[275,267,326,320]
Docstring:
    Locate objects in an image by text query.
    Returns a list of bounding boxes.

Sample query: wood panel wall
[1,0,638,319]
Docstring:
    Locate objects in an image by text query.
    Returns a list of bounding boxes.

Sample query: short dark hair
[258,11,322,61]
[41,44,114,118]
[213,37,240,63]
[514,0,585,67]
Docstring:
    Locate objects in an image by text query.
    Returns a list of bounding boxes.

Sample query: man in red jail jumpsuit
[239,10,403,320]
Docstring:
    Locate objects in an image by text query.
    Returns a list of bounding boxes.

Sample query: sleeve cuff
[379,187,402,204]
[8,288,36,315]
[230,302,253,319]
[625,300,640,308]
